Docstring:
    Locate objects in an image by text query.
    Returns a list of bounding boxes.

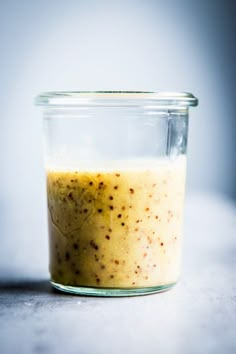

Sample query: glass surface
[51,281,176,296]
[35,91,198,107]
[36,91,198,296]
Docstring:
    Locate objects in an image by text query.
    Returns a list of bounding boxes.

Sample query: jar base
[51,281,177,297]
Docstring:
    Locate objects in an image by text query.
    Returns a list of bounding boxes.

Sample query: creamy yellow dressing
[47,156,186,288]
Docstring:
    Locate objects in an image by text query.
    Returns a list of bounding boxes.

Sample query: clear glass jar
[35,91,198,296]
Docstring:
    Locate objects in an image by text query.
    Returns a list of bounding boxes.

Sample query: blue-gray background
[0,0,235,270]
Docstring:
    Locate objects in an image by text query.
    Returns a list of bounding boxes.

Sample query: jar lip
[35,91,198,107]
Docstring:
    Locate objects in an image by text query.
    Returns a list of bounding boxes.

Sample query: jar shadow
[0,277,127,300]
[0,278,54,295]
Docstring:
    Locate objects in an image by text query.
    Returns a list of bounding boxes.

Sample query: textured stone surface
[0,193,235,354]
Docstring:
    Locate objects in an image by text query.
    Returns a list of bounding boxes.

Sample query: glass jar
[35,91,198,296]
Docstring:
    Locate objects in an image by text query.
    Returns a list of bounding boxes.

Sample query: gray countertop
[0,193,236,354]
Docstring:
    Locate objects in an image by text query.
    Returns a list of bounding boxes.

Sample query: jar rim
[35,91,198,107]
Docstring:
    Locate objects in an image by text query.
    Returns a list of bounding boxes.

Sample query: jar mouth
[35,91,198,107]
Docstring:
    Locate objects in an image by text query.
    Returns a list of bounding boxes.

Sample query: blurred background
[0,0,235,272]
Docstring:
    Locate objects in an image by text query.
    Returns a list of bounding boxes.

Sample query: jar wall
[43,107,188,168]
